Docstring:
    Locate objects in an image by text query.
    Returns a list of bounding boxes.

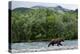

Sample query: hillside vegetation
[10,6,78,43]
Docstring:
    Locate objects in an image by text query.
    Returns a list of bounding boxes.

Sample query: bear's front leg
[57,43,63,46]
[59,43,63,46]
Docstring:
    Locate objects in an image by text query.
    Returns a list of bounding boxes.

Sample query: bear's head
[60,38,64,42]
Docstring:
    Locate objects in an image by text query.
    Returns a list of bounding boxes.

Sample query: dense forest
[10,6,78,43]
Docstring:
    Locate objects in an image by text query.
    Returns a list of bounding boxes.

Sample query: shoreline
[11,39,78,43]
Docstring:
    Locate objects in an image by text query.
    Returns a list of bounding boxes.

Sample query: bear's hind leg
[57,43,59,46]
[52,43,54,46]
[48,43,51,47]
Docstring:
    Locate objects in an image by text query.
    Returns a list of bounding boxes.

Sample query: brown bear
[48,38,64,47]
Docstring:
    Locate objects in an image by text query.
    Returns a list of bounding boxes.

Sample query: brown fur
[48,38,64,47]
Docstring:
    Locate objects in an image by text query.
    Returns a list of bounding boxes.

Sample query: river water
[11,40,78,53]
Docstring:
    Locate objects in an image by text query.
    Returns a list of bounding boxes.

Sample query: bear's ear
[61,38,64,42]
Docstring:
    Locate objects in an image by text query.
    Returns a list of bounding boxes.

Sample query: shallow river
[11,40,78,53]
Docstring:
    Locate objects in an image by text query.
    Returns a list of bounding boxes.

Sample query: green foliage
[11,8,78,43]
